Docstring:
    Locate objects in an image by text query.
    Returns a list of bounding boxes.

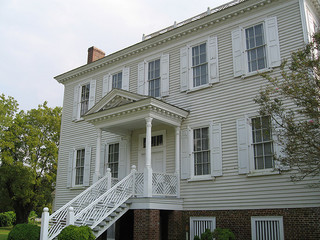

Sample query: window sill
[186,83,213,93]
[188,175,215,182]
[68,186,87,190]
[240,68,273,79]
[247,169,280,177]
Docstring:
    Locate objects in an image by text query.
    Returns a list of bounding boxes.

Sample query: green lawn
[0,227,12,240]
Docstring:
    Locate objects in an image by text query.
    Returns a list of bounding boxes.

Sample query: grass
[0,227,12,240]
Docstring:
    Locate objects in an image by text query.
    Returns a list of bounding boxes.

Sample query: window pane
[252,116,274,170]
[193,127,210,175]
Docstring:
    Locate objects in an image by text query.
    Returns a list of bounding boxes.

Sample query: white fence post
[66,207,74,226]
[40,207,49,240]
[106,168,112,190]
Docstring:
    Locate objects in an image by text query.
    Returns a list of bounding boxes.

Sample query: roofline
[55,0,310,84]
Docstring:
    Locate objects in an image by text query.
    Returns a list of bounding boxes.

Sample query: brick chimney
[87,46,105,64]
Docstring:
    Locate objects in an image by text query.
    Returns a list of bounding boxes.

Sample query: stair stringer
[91,202,131,238]
[73,170,136,239]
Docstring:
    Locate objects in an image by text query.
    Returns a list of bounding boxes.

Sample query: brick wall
[133,209,160,240]
[167,207,320,240]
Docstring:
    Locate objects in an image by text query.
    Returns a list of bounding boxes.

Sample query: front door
[138,130,166,173]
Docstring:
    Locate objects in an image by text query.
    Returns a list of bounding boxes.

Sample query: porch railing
[47,170,115,240]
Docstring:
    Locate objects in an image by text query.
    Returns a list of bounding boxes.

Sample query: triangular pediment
[86,89,148,115]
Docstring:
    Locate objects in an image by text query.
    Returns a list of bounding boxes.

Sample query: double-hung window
[180,123,222,180]
[252,116,274,170]
[232,17,281,77]
[73,80,96,121]
[75,149,85,185]
[193,127,210,176]
[180,36,219,92]
[102,67,130,97]
[138,54,169,97]
[80,84,90,117]
[148,59,161,97]
[237,115,282,175]
[192,43,208,87]
[108,143,119,178]
[245,23,267,72]
[67,146,91,188]
[112,72,122,89]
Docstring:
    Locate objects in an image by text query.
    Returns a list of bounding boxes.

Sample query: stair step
[115,208,122,213]
[110,212,117,217]
[93,227,100,232]
[98,222,107,227]
[104,217,112,222]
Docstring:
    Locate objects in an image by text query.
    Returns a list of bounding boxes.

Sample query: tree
[0,94,62,223]
[255,32,320,185]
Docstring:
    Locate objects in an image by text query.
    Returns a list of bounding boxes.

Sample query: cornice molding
[56,0,281,83]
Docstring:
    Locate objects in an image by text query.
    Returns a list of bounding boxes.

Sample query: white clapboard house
[40,0,320,239]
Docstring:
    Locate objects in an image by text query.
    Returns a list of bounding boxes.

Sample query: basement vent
[190,217,216,240]
[251,216,284,240]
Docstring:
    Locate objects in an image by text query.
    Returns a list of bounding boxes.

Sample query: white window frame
[74,148,85,186]
[107,142,120,179]
[73,79,96,121]
[67,146,91,188]
[190,217,216,240]
[232,17,281,78]
[180,35,219,92]
[147,58,161,98]
[138,54,169,98]
[237,115,284,176]
[102,67,130,97]
[180,122,222,181]
[251,216,284,240]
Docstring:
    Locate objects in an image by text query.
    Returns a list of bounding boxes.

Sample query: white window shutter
[122,67,130,91]
[102,74,111,97]
[67,150,74,188]
[160,54,170,96]
[265,17,281,68]
[99,143,106,177]
[137,62,145,95]
[72,85,79,121]
[208,36,219,84]
[180,47,189,92]
[272,117,289,171]
[237,118,250,174]
[88,80,96,109]
[118,140,128,179]
[180,128,191,179]
[210,122,222,177]
[83,146,91,186]
[232,28,244,77]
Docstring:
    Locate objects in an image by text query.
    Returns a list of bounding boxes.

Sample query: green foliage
[213,228,235,240]
[0,211,16,227]
[57,225,95,240]
[0,95,62,223]
[7,224,40,240]
[193,229,214,240]
[255,31,320,185]
[28,211,37,224]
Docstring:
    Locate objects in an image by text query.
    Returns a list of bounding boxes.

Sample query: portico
[83,89,189,198]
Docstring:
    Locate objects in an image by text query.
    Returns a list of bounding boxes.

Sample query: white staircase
[44,168,136,240]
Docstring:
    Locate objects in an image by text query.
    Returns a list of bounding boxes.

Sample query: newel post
[106,168,112,190]
[40,207,49,240]
[66,207,75,226]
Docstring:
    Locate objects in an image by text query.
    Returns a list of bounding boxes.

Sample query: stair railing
[74,166,137,230]
[46,169,113,240]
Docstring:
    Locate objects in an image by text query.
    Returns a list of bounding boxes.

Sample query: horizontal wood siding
[55,0,320,210]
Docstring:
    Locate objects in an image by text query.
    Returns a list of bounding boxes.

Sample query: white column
[175,126,181,198]
[93,128,102,183]
[144,117,153,197]
[40,207,49,240]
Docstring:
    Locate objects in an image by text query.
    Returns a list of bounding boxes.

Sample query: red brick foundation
[133,209,160,240]
[166,207,320,240]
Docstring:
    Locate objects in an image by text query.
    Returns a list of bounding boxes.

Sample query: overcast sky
[0,0,230,111]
